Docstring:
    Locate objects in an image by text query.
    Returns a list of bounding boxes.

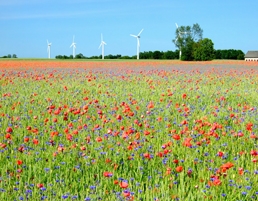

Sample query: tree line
[55,48,244,60]
[1,54,17,58]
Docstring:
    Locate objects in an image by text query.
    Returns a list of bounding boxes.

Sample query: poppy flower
[123,190,131,197]
[147,101,154,109]
[217,151,224,157]
[220,162,234,172]
[213,178,221,186]
[103,171,113,177]
[172,134,180,140]
[250,150,257,156]
[5,133,12,139]
[24,137,29,143]
[17,160,23,165]
[119,181,128,188]
[6,127,13,133]
[96,136,102,142]
[173,159,179,164]
[175,166,183,173]
[32,139,39,145]
[37,183,44,188]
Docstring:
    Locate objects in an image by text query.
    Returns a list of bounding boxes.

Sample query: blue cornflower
[245,186,251,190]
[90,186,96,190]
[62,195,69,199]
[44,168,50,172]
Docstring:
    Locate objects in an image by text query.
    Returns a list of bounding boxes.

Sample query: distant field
[1,59,258,71]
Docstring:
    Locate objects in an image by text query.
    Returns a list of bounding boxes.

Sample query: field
[0,59,257,201]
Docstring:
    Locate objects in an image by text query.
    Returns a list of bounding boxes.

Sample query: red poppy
[103,171,113,177]
[17,160,23,165]
[6,127,13,133]
[143,153,151,159]
[250,150,257,156]
[213,178,221,186]
[119,181,128,188]
[172,134,180,140]
[37,183,44,188]
[173,159,179,164]
[217,151,224,157]
[32,139,39,145]
[24,137,29,143]
[123,190,131,197]
[5,133,12,139]
[220,162,234,172]
[175,166,183,173]
[96,136,102,142]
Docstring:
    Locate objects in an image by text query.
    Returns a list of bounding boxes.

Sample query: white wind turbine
[130,29,143,60]
[47,40,51,59]
[175,23,191,60]
[70,35,76,58]
[98,34,107,60]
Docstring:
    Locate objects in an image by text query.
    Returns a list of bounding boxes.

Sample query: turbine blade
[175,23,179,28]
[99,43,102,49]
[138,29,144,36]
[130,34,137,37]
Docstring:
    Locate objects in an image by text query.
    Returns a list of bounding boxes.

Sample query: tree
[163,51,175,59]
[75,53,84,59]
[173,23,203,60]
[193,38,215,61]
[12,54,17,58]
[153,51,163,59]
[181,38,195,61]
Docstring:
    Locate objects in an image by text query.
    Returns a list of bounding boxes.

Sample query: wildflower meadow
[0,60,257,201]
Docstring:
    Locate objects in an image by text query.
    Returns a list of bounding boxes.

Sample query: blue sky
[0,0,257,58]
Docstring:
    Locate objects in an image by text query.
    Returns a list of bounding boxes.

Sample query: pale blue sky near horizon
[0,0,257,58]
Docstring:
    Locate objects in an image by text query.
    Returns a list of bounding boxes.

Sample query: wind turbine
[47,40,51,59]
[98,34,107,60]
[175,23,191,60]
[130,29,143,60]
[70,35,76,58]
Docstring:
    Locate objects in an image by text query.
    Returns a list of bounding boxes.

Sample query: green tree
[173,23,203,60]
[12,54,17,58]
[181,38,195,61]
[163,51,175,59]
[193,38,215,61]
[153,51,162,59]
[236,50,244,60]
[75,53,84,59]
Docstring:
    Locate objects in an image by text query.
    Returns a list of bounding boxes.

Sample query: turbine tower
[70,35,76,58]
[98,34,107,60]
[47,40,51,59]
[130,29,143,60]
[175,23,191,60]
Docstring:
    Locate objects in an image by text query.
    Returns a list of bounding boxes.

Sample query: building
[245,51,258,61]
